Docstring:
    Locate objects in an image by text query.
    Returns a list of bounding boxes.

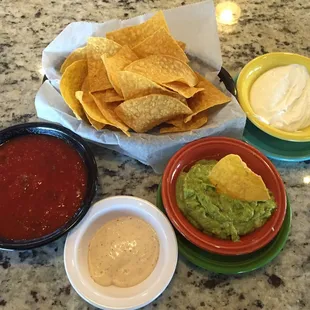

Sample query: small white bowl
[64,196,178,310]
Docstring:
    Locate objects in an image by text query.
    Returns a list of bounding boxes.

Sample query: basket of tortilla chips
[36,2,246,173]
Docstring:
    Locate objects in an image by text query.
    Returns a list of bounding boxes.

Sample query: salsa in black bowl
[0,122,97,250]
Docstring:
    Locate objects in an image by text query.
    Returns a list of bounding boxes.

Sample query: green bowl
[243,120,310,162]
[157,183,291,275]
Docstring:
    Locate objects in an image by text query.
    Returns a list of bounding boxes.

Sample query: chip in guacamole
[176,158,276,241]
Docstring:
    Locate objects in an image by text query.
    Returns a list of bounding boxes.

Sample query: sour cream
[88,216,159,288]
[250,64,310,132]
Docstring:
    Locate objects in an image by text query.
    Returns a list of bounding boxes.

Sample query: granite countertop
[1,0,310,309]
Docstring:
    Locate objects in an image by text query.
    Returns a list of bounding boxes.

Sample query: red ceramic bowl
[162,137,286,256]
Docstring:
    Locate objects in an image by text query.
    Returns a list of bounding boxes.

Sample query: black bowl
[0,122,97,250]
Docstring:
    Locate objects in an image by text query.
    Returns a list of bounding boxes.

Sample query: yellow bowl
[237,52,310,142]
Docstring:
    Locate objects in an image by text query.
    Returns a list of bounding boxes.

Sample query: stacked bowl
[237,52,310,162]
[158,137,291,274]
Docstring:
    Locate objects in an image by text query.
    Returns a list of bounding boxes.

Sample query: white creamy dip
[250,64,310,132]
[88,216,159,288]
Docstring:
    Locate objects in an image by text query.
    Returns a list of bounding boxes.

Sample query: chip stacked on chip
[59,11,231,135]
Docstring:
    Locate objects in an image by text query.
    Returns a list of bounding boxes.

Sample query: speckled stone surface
[1,0,310,309]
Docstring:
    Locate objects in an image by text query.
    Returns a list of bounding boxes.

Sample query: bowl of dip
[64,196,178,310]
[0,122,97,250]
[161,137,287,256]
[237,52,310,141]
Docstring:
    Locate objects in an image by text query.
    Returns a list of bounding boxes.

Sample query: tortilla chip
[87,37,122,59]
[132,27,188,63]
[87,58,112,92]
[80,77,128,134]
[60,59,88,120]
[85,114,105,130]
[177,40,186,50]
[87,37,121,92]
[163,81,204,98]
[106,11,169,47]
[75,91,111,125]
[118,71,185,102]
[60,47,87,74]
[102,46,138,96]
[160,110,208,133]
[91,92,130,136]
[102,89,124,103]
[81,75,90,92]
[125,55,198,87]
[209,154,271,201]
[115,94,192,133]
[185,73,231,122]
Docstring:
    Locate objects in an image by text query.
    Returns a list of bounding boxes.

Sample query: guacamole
[176,160,276,242]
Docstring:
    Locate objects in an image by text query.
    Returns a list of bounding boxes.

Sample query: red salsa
[0,135,87,240]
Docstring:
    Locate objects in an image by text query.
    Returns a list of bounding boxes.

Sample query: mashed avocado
[176,160,276,241]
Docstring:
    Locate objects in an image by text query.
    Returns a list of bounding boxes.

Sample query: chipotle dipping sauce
[0,135,87,240]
